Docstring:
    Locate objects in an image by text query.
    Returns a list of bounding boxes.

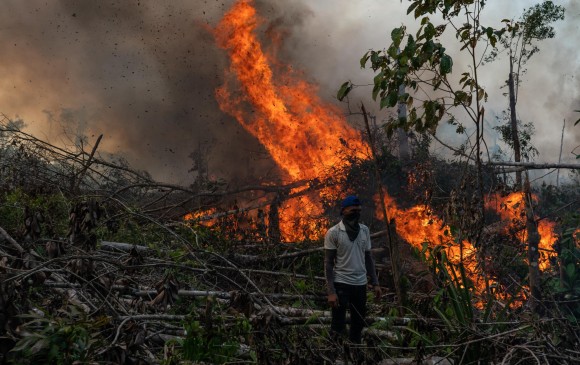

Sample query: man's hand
[373,285,382,301]
[327,293,338,308]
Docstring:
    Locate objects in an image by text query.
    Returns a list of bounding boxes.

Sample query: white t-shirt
[324,221,371,286]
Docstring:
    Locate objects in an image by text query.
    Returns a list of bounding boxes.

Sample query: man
[324,195,381,344]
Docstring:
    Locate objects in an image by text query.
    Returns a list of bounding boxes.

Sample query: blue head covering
[341,195,361,212]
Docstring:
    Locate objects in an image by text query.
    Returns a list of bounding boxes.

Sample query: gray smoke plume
[0,0,577,185]
[0,0,278,184]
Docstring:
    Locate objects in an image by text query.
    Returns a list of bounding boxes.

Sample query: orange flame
[212,1,561,294]
[486,192,558,271]
[184,208,218,227]
[375,194,481,291]
[213,0,368,240]
[214,0,366,181]
[375,190,560,301]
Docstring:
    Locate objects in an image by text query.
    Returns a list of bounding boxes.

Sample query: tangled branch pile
[0,118,578,364]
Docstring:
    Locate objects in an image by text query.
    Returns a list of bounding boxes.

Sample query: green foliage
[181,314,254,364]
[493,117,539,161]
[9,305,107,364]
[424,246,475,327]
[486,2,564,75]
[337,81,353,101]
[349,0,497,139]
[0,189,27,233]
[547,227,580,320]
[414,243,520,363]
[0,189,70,238]
[293,279,311,294]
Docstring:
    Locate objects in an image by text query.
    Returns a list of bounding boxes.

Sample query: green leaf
[486,27,494,39]
[440,54,453,74]
[566,263,576,279]
[380,95,390,109]
[424,22,436,39]
[372,84,380,101]
[477,88,485,101]
[371,51,380,65]
[337,81,352,101]
[387,91,398,107]
[422,40,435,55]
[360,52,370,68]
[388,45,399,58]
[407,1,420,16]
[391,27,405,47]
[373,71,385,85]
[406,35,417,54]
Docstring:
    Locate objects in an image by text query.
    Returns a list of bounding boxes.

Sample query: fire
[211,0,561,296]
[213,0,368,240]
[184,208,218,227]
[374,190,560,301]
[374,194,481,290]
[214,0,367,181]
[485,192,558,271]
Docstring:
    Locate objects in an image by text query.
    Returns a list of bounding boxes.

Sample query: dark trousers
[331,282,367,344]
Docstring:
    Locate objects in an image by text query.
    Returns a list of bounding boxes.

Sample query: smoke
[0,0,277,184]
[0,0,577,184]
[273,0,579,182]
[491,0,580,173]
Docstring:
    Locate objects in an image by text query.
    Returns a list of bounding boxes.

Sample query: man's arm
[325,249,337,295]
[364,250,380,287]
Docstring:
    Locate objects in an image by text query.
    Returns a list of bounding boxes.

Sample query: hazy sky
[0,0,577,185]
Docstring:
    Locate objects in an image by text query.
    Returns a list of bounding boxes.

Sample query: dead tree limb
[73,134,103,193]
[487,161,580,170]
[0,226,25,253]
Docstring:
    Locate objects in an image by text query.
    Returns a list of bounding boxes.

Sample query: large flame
[213,0,366,181]
[213,0,368,240]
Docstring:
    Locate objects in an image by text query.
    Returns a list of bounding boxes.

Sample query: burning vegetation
[0,0,578,364]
